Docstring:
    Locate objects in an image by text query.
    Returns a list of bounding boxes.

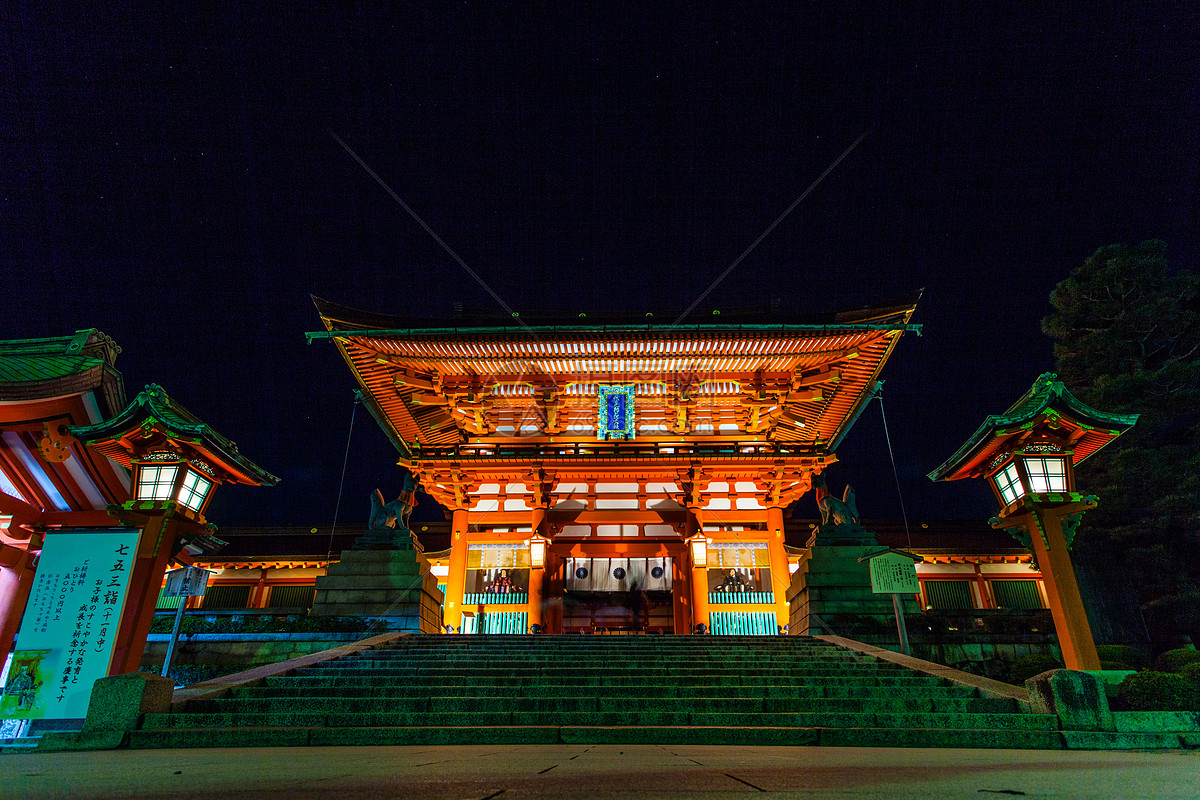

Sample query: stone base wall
[311,549,444,632]
[140,634,365,669]
[786,545,920,635]
[853,633,1063,680]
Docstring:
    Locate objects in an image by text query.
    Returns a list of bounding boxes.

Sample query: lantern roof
[927,373,1138,483]
[68,384,279,487]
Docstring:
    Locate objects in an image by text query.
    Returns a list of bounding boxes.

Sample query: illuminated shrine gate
[310,297,920,634]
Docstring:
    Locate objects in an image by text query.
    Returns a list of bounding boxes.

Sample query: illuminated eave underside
[334,328,909,450]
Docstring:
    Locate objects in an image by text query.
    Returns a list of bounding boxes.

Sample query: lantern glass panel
[993,462,1025,505]
[1023,456,1068,493]
[176,469,214,512]
[137,465,179,501]
[529,537,546,568]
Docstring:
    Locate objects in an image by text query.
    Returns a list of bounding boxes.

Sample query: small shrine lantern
[928,373,1137,671]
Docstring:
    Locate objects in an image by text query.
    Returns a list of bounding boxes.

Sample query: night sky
[4,6,1197,530]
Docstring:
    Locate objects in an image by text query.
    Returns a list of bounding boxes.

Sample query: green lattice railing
[464,611,529,634]
[709,611,780,635]
[463,592,528,605]
[709,592,775,604]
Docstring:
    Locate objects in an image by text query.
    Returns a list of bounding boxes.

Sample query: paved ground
[4,744,1199,799]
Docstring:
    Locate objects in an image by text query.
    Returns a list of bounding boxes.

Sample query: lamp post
[69,384,277,674]
[928,373,1138,671]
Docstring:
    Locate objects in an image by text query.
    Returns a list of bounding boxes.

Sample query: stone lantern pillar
[928,373,1138,671]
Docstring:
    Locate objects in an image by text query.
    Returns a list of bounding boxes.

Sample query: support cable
[877,392,912,549]
[326,393,361,560]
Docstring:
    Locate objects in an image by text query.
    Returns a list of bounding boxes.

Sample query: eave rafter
[315,296,920,507]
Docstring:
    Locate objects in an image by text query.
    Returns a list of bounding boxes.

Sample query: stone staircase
[130,635,1063,749]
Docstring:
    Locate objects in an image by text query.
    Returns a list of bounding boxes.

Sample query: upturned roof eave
[69,385,279,487]
[308,293,923,339]
[928,373,1139,482]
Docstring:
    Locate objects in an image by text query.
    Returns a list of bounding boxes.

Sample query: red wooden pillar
[688,508,709,633]
[526,506,547,631]
[108,516,179,675]
[0,542,38,659]
[442,508,469,631]
[543,547,565,633]
[671,543,693,634]
[766,506,790,630]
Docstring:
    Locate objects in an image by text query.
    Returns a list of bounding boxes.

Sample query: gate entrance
[562,557,675,633]
[561,591,674,633]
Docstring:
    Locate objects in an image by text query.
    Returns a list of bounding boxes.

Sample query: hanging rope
[326,393,361,560]
[878,392,912,549]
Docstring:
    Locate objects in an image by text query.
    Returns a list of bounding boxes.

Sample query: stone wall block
[1026,669,1114,732]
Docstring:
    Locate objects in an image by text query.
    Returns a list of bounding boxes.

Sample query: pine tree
[1043,240,1200,643]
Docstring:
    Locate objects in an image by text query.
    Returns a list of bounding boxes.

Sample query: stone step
[223,688,1017,714]
[137,635,1055,751]
[257,676,967,694]
[146,708,1045,730]
[241,678,971,699]
[127,725,1065,749]
[340,652,864,662]
[295,665,896,677]
[186,692,1008,716]
[269,671,950,685]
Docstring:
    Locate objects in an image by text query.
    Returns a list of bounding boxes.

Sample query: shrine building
[309,295,921,636]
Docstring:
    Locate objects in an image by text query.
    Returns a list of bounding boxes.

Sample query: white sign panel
[1,529,141,720]
[163,566,211,597]
[869,552,920,595]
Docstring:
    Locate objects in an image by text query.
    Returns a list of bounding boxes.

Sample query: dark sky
[4,5,1197,529]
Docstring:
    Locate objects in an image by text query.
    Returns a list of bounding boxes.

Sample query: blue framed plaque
[597,385,635,440]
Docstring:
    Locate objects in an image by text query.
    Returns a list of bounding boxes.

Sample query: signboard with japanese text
[868,552,920,594]
[0,529,141,720]
[163,566,211,597]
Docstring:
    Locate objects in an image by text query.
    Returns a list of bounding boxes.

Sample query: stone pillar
[0,542,37,659]
[1023,507,1102,671]
[766,506,790,630]
[109,516,178,675]
[442,508,470,631]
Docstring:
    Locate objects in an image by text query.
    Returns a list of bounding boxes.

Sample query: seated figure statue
[809,473,877,546]
[353,472,420,550]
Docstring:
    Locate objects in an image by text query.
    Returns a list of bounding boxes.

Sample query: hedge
[1117,671,1200,712]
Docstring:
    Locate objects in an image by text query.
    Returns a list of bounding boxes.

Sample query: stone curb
[815,634,1031,704]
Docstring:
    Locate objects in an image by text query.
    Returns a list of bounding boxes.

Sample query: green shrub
[1009,654,1064,685]
[1096,645,1149,670]
[1117,671,1200,711]
[148,613,373,635]
[1100,661,1133,671]
[1154,648,1200,673]
[1180,662,1200,686]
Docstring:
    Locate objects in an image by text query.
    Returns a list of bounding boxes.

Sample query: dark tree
[1043,241,1200,644]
